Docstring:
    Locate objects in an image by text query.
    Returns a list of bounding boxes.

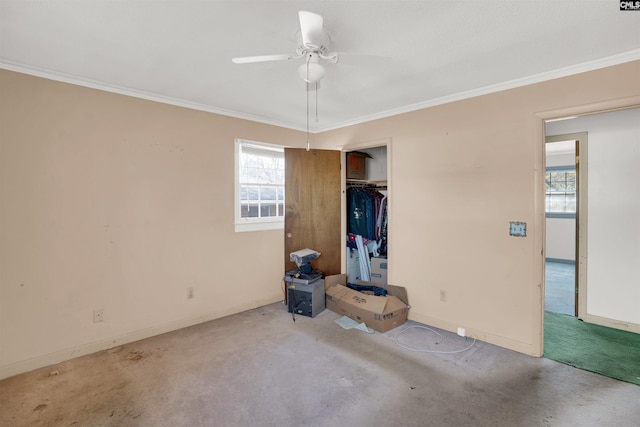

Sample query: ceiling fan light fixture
[298,61,325,83]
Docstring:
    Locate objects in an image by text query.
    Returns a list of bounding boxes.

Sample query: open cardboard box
[324,274,409,333]
[346,151,372,180]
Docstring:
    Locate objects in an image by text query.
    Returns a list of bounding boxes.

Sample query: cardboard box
[324,274,347,291]
[370,257,388,284]
[346,151,372,180]
[325,274,409,333]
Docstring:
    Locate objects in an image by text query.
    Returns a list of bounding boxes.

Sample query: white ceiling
[1,1,639,132]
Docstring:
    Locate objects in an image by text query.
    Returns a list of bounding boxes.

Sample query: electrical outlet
[93,309,104,323]
[187,287,194,299]
[457,327,466,337]
[440,290,447,302]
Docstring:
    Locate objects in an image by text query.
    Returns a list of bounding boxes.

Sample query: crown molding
[314,49,640,132]
[0,59,306,132]
[3,48,639,134]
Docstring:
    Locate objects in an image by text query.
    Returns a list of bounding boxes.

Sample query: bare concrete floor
[2,302,639,427]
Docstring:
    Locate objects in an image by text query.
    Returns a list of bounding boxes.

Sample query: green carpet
[544,311,640,386]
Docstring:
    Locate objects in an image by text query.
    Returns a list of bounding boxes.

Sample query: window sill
[546,212,576,219]
[235,220,284,233]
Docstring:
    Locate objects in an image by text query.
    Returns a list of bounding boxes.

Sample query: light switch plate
[509,221,527,237]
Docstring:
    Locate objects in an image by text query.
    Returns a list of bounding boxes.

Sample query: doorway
[543,106,640,333]
[343,139,390,284]
[544,134,585,317]
[540,103,640,380]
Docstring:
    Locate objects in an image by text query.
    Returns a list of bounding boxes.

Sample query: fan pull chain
[315,81,319,123]
[306,55,311,151]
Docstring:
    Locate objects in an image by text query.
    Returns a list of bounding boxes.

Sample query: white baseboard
[408,311,541,357]
[580,313,640,334]
[0,296,282,380]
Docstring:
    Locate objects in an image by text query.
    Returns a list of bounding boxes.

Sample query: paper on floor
[335,315,374,334]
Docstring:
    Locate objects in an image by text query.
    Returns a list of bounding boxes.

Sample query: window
[234,139,285,232]
[545,166,576,217]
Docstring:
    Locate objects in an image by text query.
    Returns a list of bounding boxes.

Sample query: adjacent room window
[234,139,285,232]
[545,166,576,217]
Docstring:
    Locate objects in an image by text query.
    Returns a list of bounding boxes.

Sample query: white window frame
[234,138,285,232]
[545,166,577,218]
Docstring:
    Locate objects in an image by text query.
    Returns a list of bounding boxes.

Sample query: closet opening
[344,144,389,285]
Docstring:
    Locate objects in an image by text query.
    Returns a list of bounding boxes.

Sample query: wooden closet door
[284,148,341,276]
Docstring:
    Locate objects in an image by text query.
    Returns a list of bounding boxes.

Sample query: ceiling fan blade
[232,53,299,64]
[298,10,324,49]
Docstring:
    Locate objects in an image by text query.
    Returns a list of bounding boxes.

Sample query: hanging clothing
[378,200,388,257]
[347,188,371,238]
[347,187,388,257]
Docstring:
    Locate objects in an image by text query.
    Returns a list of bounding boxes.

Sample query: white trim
[3,49,639,133]
[234,138,285,233]
[234,219,283,233]
[339,138,392,281]
[409,310,539,357]
[578,312,640,335]
[537,99,640,357]
[0,59,304,131]
[316,49,640,132]
[546,132,587,320]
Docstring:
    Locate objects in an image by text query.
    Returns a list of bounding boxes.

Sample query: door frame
[544,132,587,318]
[536,95,640,354]
[339,137,392,279]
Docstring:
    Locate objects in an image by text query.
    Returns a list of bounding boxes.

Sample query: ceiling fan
[232,10,387,85]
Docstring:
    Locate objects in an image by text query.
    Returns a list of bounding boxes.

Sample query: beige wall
[2,61,640,378]
[315,60,640,355]
[0,70,307,379]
